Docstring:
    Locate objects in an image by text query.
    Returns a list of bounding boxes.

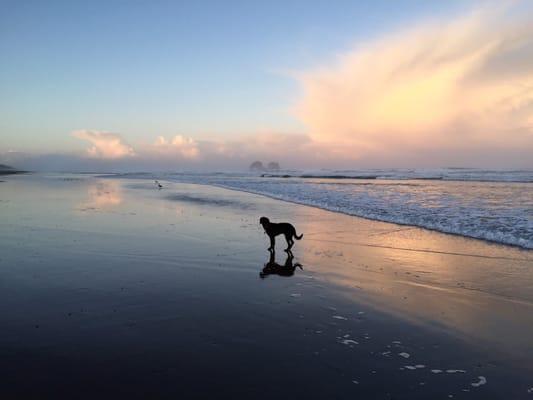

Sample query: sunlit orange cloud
[294,5,533,166]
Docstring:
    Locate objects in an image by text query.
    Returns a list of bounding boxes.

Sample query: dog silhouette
[259,217,303,254]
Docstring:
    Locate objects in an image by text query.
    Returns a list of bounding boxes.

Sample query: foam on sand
[471,376,487,387]
[332,315,348,320]
[404,365,425,370]
[339,339,359,346]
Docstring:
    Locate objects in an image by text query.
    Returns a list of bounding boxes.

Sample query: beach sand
[1,174,532,399]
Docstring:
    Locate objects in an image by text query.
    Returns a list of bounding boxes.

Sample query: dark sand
[1,174,532,399]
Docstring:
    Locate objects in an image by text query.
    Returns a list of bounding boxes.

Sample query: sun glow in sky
[1,1,532,170]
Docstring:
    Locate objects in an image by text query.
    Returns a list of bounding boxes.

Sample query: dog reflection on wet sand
[260,251,303,279]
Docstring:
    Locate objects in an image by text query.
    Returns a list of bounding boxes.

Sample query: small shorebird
[155,180,163,189]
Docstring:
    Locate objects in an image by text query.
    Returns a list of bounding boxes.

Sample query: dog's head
[259,216,270,227]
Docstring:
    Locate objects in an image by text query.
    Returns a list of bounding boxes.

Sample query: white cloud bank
[72,130,135,159]
[152,135,200,159]
[69,129,313,169]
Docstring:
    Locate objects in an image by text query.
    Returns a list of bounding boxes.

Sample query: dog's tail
[294,233,303,240]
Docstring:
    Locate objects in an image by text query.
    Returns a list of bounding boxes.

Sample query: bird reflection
[260,251,303,279]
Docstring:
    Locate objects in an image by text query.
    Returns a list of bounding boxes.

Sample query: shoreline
[147,177,533,252]
[94,171,533,250]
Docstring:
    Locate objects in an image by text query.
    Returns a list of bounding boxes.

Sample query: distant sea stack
[0,164,25,175]
[249,161,280,172]
[249,161,265,171]
[266,162,280,171]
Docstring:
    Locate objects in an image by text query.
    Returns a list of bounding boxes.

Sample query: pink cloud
[152,135,200,159]
[72,130,135,159]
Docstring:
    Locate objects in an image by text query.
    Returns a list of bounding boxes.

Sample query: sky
[1,0,532,171]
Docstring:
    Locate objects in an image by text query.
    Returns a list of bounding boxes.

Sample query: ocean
[109,168,533,249]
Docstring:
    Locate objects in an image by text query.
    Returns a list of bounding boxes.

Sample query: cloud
[294,4,533,166]
[152,135,200,159]
[72,130,135,159]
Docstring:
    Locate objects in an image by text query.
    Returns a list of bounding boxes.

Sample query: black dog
[260,252,303,279]
[259,216,303,253]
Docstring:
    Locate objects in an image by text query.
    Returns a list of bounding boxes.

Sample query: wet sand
[1,174,532,399]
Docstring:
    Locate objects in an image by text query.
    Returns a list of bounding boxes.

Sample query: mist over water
[108,168,533,249]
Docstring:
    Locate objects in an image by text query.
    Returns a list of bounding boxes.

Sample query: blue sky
[1,0,467,151]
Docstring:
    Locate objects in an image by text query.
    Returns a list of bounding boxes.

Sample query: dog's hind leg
[285,234,294,252]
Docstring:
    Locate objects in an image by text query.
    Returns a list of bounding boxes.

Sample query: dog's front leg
[268,235,275,251]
